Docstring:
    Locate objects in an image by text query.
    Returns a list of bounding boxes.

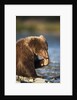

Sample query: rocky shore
[16,75,60,83]
[16,75,51,83]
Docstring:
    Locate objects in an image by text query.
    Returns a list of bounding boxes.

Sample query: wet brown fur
[16,36,49,78]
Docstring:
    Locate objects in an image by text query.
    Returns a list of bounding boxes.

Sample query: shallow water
[16,32,60,83]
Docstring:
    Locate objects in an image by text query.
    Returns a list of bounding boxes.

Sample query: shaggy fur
[16,35,49,78]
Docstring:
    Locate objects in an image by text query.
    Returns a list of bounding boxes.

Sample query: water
[16,32,60,83]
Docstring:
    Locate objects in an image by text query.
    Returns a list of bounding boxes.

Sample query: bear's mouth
[38,56,49,66]
[34,55,49,68]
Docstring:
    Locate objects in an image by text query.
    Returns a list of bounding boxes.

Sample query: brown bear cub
[16,35,49,79]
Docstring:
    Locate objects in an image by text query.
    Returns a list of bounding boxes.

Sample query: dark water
[16,32,60,83]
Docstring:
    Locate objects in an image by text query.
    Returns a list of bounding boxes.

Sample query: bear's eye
[42,46,48,50]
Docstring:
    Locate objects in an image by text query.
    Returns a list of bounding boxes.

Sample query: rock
[34,78,46,83]
[28,78,34,83]
[16,81,20,83]
[23,77,30,82]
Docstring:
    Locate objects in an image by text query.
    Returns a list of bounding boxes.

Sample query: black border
[0,0,77,99]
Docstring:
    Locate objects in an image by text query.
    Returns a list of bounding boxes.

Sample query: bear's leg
[22,60,38,78]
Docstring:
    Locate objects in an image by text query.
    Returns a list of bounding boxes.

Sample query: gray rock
[34,78,46,83]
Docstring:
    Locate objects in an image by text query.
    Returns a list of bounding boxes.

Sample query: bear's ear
[40,35,44,38]
[40,35,45,41]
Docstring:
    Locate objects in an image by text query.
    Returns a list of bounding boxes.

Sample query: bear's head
[26,35,49,66]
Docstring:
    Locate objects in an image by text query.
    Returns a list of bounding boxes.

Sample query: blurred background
[16,16,60,36]
[16,16,60,83]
